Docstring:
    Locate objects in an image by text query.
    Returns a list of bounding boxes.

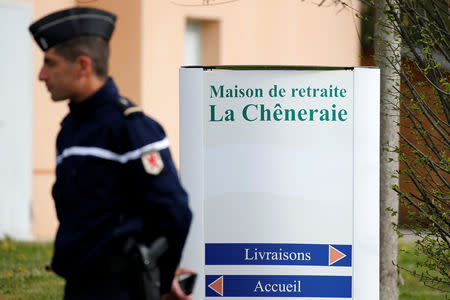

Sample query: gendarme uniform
[30,8,192,299]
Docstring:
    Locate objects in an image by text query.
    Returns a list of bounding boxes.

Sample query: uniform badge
[141,151,164,175]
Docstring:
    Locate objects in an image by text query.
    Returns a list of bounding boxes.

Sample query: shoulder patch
[115,97,143,117]
[141,151,164,175]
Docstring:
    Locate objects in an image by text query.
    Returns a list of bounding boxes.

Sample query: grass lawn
[0,239,64,299]
[398,240,448,300]
[0,238,447,299]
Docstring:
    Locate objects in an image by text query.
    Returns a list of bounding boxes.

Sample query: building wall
[142,0,361,170]
[14,0,362,239]
[12,0,76,240]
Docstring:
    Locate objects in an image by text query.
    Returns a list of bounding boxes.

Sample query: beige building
[2,0,361,240]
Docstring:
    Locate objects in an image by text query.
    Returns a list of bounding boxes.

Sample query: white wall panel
[0,1,33,240]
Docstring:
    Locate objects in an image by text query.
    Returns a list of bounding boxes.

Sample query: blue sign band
[206,275,352,298]
[205,243,352,267]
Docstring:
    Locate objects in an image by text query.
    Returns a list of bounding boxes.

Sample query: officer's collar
[68,77,119,118]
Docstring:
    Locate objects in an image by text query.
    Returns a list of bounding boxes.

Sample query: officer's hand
[160,268,195,300]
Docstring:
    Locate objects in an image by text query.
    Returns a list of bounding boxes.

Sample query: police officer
[29,7,193,300]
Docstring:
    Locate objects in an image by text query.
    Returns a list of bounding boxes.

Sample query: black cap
[29,7,117,51]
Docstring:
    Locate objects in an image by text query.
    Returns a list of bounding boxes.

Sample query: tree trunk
[375,1,401,299]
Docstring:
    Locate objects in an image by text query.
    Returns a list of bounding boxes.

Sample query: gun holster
[123,236,169,300]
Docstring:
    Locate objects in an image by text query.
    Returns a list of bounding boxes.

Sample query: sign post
[179,66,379,299]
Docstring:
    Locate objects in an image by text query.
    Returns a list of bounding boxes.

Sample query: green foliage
[346,0,450,294]
[360,3,375,50]
[382,0,449,294]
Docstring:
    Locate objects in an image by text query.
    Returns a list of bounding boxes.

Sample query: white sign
[180,67,379,299]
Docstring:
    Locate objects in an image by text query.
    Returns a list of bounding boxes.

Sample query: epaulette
[115,97,143,117]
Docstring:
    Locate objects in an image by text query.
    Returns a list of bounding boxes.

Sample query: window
[184,19,220,66]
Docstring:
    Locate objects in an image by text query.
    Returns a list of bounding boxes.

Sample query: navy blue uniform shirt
[51,78,192,292]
